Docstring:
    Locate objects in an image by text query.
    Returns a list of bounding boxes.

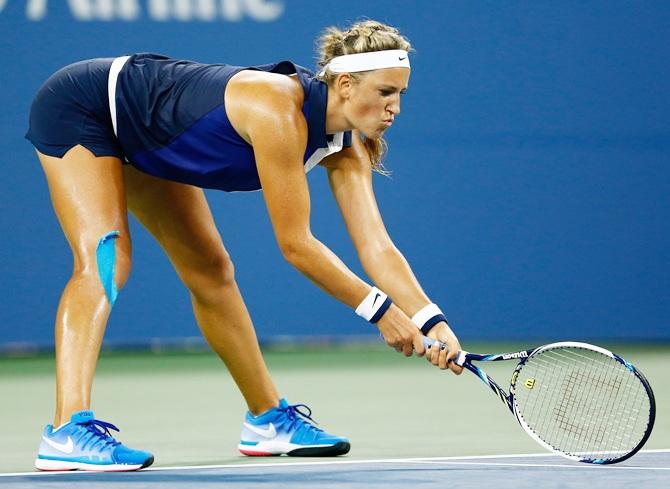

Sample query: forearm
[361,245,432,317]
[281,236,370,309]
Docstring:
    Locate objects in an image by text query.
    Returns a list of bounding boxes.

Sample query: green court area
[1,343,667,473]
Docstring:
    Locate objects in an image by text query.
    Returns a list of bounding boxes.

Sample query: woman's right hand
[376,304,426,357]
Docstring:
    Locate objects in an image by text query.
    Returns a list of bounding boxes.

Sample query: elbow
[278,236,313,269]
[360,242,398,274]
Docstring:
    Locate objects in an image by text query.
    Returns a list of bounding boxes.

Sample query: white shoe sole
[35,458,149,472]
[238,440,350,457]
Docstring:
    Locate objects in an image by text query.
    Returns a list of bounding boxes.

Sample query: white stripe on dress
[107,56,131,138]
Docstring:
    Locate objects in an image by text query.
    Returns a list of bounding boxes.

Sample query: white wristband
[411,303,442,328]
[355,287,391,323]
[411,303,446,332]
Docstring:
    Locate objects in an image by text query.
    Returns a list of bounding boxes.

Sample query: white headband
[319,49,410,76]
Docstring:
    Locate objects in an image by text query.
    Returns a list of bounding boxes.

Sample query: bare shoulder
[225,71,305,143]
[227,70,303,101]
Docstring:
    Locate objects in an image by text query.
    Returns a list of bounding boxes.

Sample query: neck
[324,86,351,134]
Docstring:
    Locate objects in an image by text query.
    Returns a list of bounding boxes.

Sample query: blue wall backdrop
[1,1,668,348]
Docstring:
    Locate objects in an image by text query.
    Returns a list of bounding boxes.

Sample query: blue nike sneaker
[35,410,154,471]
[239,399,350,457]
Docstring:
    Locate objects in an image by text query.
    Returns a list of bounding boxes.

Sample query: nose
[386,95,401,116]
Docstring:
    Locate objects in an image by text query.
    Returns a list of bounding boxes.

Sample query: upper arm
[324,132,395,258]
[226,73,313,252]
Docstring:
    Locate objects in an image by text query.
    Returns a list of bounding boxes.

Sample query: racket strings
[554,370,618,442]
[513,347,651,461]
[552,353,641,457]
[543,352,643,458]
[554,365,623,454]
[530,351,638,455]
[551,350,647,457]
[555,366,622,444]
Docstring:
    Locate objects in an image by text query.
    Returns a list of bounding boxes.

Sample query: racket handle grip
[421,336,467,366]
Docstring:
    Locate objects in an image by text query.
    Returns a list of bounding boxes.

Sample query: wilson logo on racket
[502,351,528,360]
[524,378,536,389]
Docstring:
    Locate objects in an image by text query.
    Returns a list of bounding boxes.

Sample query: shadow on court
[1,452,668,489]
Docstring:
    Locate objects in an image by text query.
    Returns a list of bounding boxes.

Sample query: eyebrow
[379,84,408,92]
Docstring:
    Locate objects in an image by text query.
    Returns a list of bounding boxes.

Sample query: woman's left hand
[425,322,463,374]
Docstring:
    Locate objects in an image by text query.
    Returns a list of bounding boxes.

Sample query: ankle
[54,406,88,427]
[248,400,280,417]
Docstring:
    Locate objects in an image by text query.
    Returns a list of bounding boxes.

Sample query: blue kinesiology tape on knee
[96,231,120,306]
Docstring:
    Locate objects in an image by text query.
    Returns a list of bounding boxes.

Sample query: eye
[379,89,394,97]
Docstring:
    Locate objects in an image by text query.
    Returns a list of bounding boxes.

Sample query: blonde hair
[316,20,412,174]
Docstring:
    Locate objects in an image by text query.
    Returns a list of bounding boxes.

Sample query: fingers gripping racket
[422,338,656,464]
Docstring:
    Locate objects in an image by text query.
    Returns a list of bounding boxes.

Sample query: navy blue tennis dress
[26,53,352,192]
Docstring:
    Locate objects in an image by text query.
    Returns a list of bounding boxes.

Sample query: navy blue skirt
[26,58,125,159]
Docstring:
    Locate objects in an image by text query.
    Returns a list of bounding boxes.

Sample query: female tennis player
[26,20,462,471]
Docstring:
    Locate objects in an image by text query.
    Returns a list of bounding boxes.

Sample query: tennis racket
[422,338,656,464]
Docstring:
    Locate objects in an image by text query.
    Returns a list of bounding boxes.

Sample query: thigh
[123,165,229,276]
[38,145,131,265]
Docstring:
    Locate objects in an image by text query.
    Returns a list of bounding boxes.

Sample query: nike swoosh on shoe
[243,422,277,438]
[42,436,74,454]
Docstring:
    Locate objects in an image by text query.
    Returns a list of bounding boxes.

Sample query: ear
[334,73,354,99]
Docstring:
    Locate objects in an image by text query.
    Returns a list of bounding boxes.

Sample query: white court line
[2,449,668,477]
[400,460,670,471]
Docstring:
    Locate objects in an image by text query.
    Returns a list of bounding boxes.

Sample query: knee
[181,250,236,302]
[74,231,132,303]
[110,245,132,291]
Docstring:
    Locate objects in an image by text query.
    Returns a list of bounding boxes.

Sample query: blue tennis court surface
[1,450,668,488]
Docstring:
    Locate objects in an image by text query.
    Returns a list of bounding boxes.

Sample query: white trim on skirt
[107,56,131,138]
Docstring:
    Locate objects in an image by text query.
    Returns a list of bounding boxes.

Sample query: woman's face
[341,68,410,139]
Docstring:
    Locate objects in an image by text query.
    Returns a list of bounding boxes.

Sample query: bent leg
[123,165,279,415]
[37,145,131,426]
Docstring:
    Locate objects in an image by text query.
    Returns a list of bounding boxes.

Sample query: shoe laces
[279,403,323,435]
[76,418,122,452]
